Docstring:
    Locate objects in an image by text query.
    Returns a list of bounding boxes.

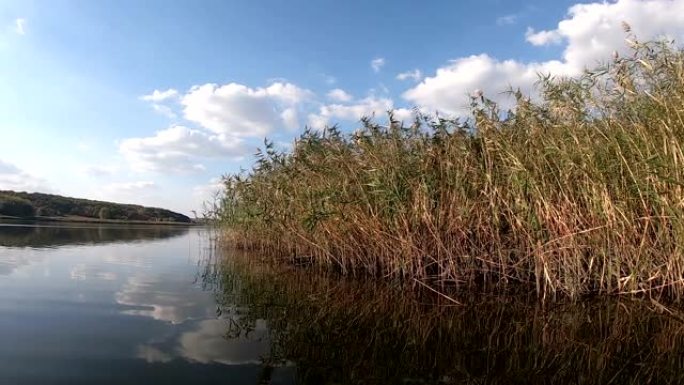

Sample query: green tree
[0,195,36,217]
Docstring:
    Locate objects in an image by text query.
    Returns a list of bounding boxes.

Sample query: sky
[1,0,684,216]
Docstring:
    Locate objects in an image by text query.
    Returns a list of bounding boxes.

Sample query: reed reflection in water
[208,250,684,385]
[0,221,190,248]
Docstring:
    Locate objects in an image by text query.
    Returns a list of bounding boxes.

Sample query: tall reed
[218,38,684,300]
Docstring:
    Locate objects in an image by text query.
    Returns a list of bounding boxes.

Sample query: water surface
[0,222,291,384]
[1,221,683,384]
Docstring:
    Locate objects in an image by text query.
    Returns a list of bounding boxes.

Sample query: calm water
[1,221,684,384]
[0,222,293,385]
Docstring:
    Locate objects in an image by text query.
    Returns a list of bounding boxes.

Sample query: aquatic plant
[218,38,684,300]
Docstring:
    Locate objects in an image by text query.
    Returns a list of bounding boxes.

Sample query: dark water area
[1,221,683,384]
[0,220,190,249]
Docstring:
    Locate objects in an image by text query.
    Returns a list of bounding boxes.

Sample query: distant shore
[0,215,198,226]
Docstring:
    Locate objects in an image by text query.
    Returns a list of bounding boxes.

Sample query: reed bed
[218,38,684,300]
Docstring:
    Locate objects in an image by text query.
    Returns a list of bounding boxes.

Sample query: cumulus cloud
[404,54,566,114]
[0,160,51,192]
[14,18,25,35]
[392,108,418,123]
[141,88,178,102]
[119,125,246,173]
[526,0,684,68]
[396,69,423,82]
[126,81,313,174]
[181,82,312,137]
[404,0,684,115]
[140,89,179,118]
[308,96,394,129]
[525,27,563,46]
[327,88,353,102]
[371,57,386,73]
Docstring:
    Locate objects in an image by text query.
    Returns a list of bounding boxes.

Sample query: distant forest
[0,191,191,223]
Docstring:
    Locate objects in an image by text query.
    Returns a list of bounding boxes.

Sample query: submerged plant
[217,38,684,301]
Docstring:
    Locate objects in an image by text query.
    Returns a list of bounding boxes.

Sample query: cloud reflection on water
[69,263,118,281]
[0,248,45,276]
[136,319,269,366]
[116,274,217,324]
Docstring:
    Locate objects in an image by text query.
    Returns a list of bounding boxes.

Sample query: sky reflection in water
[0,222,291,385]
[2,222,684,385]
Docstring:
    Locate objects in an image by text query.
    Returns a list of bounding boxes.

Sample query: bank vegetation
[218,37,684,301]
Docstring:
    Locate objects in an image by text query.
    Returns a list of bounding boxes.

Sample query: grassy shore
[217,38,684,301]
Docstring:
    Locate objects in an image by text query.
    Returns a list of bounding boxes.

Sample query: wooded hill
[0,191,191,223]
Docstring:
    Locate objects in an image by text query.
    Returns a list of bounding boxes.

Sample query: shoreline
[0,215,197,226]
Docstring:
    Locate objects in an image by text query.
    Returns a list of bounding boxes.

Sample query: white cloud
[371,57,386,73]
[119,125,246,173]
[308,96,394,129]
[392,108,418,123]
[126,81,312,175]
[327,88,353,102]
[526,0,684,69]
[404,0,684,115]
[152,104,177,118]
[525,27,563,46]
[181,82,312,137]
[404,54,566,114]
[140,88,178,102]
[14,18,25,35]
[140,89,179,118]
[280,107,300,130]
[0,159,51,192]
[396,69,423,82]
[496,14,518,26]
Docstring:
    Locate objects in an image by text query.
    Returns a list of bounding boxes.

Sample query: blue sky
[1,0,683,215]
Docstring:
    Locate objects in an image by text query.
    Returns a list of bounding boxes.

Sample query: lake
[1,221,683,384]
